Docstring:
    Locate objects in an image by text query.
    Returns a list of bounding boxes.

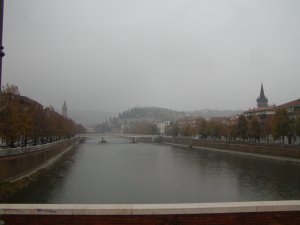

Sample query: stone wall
[0,138,79,182]
[137,136,162,143]
[163,138,300,160]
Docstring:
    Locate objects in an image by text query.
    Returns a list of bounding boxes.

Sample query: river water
[5,137,300,203]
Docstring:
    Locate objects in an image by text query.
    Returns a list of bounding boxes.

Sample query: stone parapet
[0,201,300,225]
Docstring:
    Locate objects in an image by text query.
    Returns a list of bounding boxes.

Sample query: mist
[3,0,300,116]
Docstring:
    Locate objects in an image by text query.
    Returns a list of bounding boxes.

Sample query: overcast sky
[3,0,300,113]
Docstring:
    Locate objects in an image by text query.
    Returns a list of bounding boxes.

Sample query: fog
[3,0,300,114]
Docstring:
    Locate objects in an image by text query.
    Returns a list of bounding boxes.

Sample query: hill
[186,109,243,119]
[118,107,185,122]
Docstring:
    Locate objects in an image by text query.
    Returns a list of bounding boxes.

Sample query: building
[156,121,171,136]
[244,106,276,118]
[277,99,300,145]
[277,99,300,120]
[227,114,240,126]
[243,84,276,142]
[176,116,206,137]
[256,83,268,107]
[210,117,230,125]
[244,84,300,144]
[244,84,276,118]
[62,101,67,118]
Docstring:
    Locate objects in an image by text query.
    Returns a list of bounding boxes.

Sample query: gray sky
[3,0,300,113]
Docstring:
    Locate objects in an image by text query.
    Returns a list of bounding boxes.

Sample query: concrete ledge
[1,201,300,215]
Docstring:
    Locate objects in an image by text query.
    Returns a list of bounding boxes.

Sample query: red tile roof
[244,106,276,113]
[278,99,300,108]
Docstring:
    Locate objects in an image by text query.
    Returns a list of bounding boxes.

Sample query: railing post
[0,0,5,89]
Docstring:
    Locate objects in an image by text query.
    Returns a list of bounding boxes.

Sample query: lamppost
[0,0,5,90]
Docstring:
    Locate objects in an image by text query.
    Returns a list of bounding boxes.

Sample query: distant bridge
[78,133,160,139]
[78,133,161,143]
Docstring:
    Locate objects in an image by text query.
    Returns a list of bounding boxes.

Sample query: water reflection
[4,138,300,203]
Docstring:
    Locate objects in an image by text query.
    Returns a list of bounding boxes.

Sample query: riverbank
[163,137,300,163]
[0,137,80,200]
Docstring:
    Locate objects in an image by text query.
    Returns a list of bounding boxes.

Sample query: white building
[156,121,171,136]
[62,101,67,118]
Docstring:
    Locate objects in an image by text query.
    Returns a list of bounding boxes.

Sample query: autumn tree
[30,104,47,145]
[206,121,223,139]
[0,84,22,147]
[259,115,273,143]
[247,117,261,142]
[165,122,179,137]
[181,123,194,137]
[271,108,290,143]
[198,119,209,139]
[0,84,86,148]
[228,123,238,141]
[236,114,248,141]
[1,84,20,95]
[18,104,33,147]
[124,121,158,135]
[295,117,300,137]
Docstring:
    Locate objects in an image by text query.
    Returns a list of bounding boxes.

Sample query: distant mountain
[186,109,243,119]
[69,108,243,125]
[118,106,185,122]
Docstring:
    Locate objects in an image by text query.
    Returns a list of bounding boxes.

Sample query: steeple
[256,83,268,107]
[62,101,67,117]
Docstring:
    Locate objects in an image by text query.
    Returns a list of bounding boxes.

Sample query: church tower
[256,83,268,108]
[62,101,67,117]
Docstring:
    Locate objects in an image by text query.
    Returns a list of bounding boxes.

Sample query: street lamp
[0,0,5,90]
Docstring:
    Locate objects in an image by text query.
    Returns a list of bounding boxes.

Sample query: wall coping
[1,201,300,215]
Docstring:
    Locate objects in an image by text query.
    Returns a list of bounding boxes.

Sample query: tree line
[123,120,158,135]
[119,106,185,121]
[0,84,86,148]
[165,110,300,144]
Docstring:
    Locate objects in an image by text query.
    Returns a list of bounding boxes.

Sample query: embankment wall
[0,138,79,182]
[163,138,300,161]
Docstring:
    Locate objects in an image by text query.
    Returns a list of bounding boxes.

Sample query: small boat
[99,137,108,143]
[130,137,137,143]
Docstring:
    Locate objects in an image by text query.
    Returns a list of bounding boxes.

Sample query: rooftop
[244,105,276,113]
[278,99,300,108]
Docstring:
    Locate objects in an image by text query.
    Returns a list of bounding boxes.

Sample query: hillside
[186,109,243,119]
[68,108,243,125]
[118,107,185,122]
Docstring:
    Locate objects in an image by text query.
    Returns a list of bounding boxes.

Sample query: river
[4,137,300,203]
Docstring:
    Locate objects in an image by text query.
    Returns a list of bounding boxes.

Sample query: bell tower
[256,83,268,108]
[62,101,68,117]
